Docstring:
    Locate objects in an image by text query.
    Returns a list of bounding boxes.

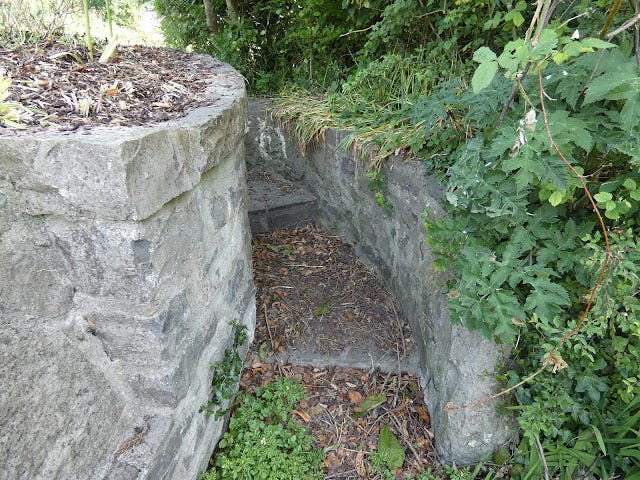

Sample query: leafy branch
[427,1,640,475]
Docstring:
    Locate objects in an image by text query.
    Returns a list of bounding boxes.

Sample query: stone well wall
[0,60,255,480]
[246,99,514,465]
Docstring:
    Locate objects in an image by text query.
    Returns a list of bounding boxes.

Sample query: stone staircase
[247,169,317,234]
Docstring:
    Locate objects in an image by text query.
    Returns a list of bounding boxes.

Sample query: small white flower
[524,109,537,131]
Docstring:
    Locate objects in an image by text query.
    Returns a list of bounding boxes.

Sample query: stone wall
[246,99,514,465]
[0,60,255,480]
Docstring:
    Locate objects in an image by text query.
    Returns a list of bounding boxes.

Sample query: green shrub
[425,8,640,476]
[153,0,381,93]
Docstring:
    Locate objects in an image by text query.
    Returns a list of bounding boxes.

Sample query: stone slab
[247,170,317,233]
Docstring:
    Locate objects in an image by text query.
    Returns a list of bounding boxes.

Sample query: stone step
[247,170,317,234]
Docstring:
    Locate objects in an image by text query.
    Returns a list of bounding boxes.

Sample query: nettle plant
[426,0,640,477]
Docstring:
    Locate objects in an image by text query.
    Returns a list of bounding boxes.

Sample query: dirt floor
[243,224,440,479]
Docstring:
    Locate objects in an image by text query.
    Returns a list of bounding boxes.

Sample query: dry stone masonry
[246,99,514,465]
[0,59,255,480]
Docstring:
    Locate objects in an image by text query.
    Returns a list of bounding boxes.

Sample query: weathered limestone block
[0,59,255,480]
[246,99,514,465]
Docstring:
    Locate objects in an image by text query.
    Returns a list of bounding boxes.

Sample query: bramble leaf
[583,70,636,105]
[620,93,640,132]
[531,29,558,60]
[472,61,498,94]
[473,46,497,63]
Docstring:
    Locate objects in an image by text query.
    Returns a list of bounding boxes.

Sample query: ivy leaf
[472,61,498,94]
[378,425,405,470]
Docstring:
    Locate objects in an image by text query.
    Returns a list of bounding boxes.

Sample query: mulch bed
[0,39,212,133]
[245,225,440,479]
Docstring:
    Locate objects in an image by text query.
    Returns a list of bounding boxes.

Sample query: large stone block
[0,59,255,479]
[246,99,514,465]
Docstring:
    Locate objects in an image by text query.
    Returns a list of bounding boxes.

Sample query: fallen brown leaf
[348,390,364,405]
[294,410,311,422]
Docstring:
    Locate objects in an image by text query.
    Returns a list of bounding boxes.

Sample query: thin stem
[81,0,93,61]
[446,363,548,411]
[534,434,551,480]
[537,66,611,346]
[600,0,623,38]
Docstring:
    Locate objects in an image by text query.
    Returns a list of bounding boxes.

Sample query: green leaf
[580,37,616,49]
[524,277,570,319]
[623,178,637,190]
[378,425,405,470]
[620,93,640,132]
[552,51,570,64]
[514,0,527,10]
[548,190,566,206]
[605,206,620,220]
[353,393,386,418]
[498,51,519,72]
[472,61,498,94]
[473,46,497,63]
[511,11,524,27]
[593,191,613,202]
[313,301,330,315]
[504,9,524,26]
[531,29,558,60]
[584,71,636,105]
[547,110,593,151]
[591,425,607,455]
